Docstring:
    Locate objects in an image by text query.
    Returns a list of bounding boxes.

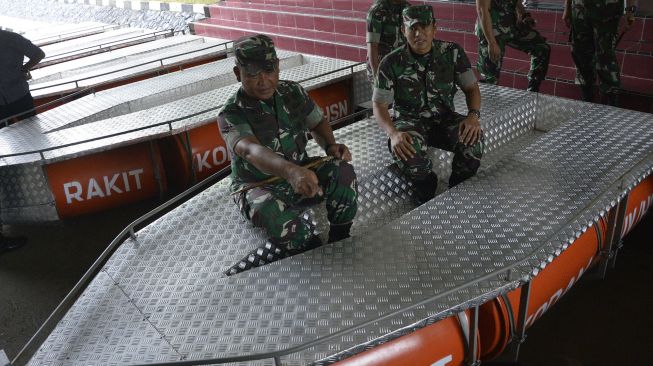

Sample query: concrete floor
[0,199,651,365]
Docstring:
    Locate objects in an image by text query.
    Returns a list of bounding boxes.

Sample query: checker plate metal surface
[28,85,653,365]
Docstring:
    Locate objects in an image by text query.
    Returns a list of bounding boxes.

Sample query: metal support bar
[597,198,628,278]
[468,307,481,366]
[503,280,531,362]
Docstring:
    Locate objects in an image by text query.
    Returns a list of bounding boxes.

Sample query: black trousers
[0,93,36,125]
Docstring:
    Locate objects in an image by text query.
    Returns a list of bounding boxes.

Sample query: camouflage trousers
[570,2,621,96]
[478,25,551,92]
[237,159,358,251]
[392,113,484,188]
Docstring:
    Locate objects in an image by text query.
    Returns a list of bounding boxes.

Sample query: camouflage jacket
[373,40,477,122]
[218,80,324,190]
[475,0,519,37]
[366,0,411,61]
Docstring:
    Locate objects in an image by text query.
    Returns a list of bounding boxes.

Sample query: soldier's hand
[489,41,501,64]
[562,8,571,28]
[390,131,415,161]
[459,116,482,146]
[326,143,352,162]
[288,166,322,198]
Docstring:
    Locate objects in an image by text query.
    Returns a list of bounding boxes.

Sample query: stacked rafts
[0,17,368,223]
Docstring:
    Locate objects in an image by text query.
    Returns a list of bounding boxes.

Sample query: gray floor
[1,195,651,365]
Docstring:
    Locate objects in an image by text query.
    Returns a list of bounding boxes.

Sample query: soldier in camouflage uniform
[373,5,484,203]
[218,35,358,275]
[476,0,551,92]
[366,0,411,79]
[563,0,637,105]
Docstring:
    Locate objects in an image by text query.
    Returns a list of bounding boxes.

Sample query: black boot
[581,84,594,102]
[328,222,352,243]
[0,234,27,255]
[606,91,619,107]
[413,172,438,204]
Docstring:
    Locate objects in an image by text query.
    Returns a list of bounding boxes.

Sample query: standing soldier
[563,0,637,105]
[219,35,358,275]
[373,5,484,204]
[366,0,411,80]
[476,0,551,92]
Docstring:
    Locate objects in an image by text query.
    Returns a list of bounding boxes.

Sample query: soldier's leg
[477,34,508,85]
[313,159,358,242]
[507,26,551,92]
[225,184,320,275]
[391,121,438,203]
[570,3,597,102]
[592,12,621,106]
[430,113,484,188]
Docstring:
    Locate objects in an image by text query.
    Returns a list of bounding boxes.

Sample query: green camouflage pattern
[366,0,411,73]
[475,0,550,91]
[402,4,434,28]
[570,0,624,95]
[393,113,483,188]
[237,158,358,250]
[219,80,322,191]
[234,34,278,75]
[218,80,358,250]
[373,40,477,121]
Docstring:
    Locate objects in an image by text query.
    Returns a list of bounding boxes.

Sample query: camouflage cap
[402,5,435,28]
[234,34,278,75]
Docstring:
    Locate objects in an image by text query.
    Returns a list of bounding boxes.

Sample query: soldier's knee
[403,154,433,180]
[335,161,357,187]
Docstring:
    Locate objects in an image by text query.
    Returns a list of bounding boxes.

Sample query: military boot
[581,85,594,102]
[413,172,438,204]
[605,92,619,107]
[328,222,353,243]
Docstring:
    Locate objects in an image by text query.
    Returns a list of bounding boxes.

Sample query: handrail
[11,166,233,366]
[31,40,234,92]
[40,28,178,61]
[0,62,363,159]
[31,24,120,45]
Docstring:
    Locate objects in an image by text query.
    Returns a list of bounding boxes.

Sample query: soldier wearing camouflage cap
[476,0,551,92]
[219,34,358,275]
[366,0,411,80]
[373,5,484,203]
[563,0,637,105]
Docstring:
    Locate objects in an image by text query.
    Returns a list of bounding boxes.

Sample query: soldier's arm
[476,0,497,46]
[234,136,321,197]
[368,42,381,78]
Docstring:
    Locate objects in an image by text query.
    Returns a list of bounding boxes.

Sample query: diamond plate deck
[27,87,653,365]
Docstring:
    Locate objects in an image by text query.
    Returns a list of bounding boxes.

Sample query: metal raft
[23,86,653,365]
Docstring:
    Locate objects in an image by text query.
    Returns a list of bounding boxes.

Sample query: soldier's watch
[625,5,637,13]
[467,109,481,119]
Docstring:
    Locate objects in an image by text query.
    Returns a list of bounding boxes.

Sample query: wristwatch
[467,109,481,119]
[625,5,637,13]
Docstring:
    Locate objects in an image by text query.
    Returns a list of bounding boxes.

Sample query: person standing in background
[563,0,637,105]
[366,0,411,80]
[0,29,45,124]
[476,0,551,92]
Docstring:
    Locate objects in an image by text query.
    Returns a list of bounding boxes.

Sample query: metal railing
[0,62,364,160]
[31,23,120,45]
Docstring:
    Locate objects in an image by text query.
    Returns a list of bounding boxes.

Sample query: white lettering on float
[323,100,348,123]
[525,255,594,328]
[621,194,653,237]
[63,168,144,204]
[431,355,453,366]
[195,146,228,172]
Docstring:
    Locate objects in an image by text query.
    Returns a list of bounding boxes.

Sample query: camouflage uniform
[218,36,358,273]
[476,0,551,92]
[366,0,411,79]
[373,8,483,192]
[570,0,624,102]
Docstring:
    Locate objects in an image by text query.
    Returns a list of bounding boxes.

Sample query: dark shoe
[328,222,353,243]
[605,92,619,107]
[527,79,541,93]
[581,85,594,102]
[413,172,438,204]
[0,235,27,255]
